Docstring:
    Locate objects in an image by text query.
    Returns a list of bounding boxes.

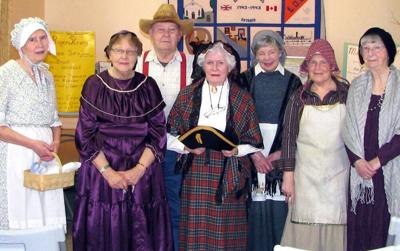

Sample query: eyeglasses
[308,59,330,69]
[361,45,385,54]
[110,48,137,57]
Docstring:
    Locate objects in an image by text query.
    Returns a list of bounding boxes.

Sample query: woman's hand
[354,159,376,179]
[282,171,295,203]
[369,157,381,171]
[30,140,54,161]
[102,168,128,189]
[49,140,60,153]
[184,146,206,155]
[120,165,146,185]
[266,150,281,168]
[222,147,238,158]
[251,151,272,173]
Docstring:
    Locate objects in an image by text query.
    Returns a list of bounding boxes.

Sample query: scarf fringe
[351,183,375,214]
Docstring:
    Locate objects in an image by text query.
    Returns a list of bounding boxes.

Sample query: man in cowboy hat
[137,4,193,251]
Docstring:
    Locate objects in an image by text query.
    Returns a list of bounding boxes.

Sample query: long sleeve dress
[0,60,66,230]
[240,64,302,251]
[167,78,263,250]
[73,70,172,251]
[277,79,349,251]
[344,67,400,251]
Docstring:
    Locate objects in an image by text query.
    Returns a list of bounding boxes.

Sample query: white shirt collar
[145,49,182,64]
[254,63,285,76]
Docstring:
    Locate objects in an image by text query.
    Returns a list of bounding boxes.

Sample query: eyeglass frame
[361,44,386,55]
[110,48,138,57]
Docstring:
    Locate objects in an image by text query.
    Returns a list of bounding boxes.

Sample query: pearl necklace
[369,93,385,111]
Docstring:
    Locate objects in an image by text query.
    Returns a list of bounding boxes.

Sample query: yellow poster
[45,31,95,114]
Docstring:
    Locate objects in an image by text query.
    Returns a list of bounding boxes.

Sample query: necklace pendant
[210,86,218,94]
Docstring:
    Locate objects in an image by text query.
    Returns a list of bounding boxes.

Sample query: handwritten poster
[45,32,95,114]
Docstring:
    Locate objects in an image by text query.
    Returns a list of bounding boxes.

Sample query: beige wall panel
[44,0,166,61]
[325,0,400,72]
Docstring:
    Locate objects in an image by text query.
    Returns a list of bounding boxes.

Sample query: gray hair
[251,30,286,66]
[197,42,236,72]
[360,34,383,47]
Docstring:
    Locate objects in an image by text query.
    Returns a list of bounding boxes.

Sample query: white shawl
[343,66,400,217]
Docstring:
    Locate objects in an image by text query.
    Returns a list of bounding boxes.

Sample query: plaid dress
[167,78,263,250]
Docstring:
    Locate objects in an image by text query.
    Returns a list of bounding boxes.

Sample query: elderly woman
[73,30,172,251]
[240,30,302,251]
[277,39,350,251]
[167,41,263,250]
[0,17,66,229]
[343,27,400,250]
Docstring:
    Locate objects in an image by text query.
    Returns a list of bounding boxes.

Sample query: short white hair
[197,42,236,72]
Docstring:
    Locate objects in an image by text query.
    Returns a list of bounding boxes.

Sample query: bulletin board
[170,0,322,70]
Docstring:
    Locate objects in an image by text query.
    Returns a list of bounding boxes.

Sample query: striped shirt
[275,78,349,171]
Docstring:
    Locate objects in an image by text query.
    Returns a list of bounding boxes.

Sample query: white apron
[6,126,66,229]
[291,104,349,224]
[253,123,285,201]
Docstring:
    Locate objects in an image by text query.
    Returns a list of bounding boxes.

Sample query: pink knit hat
[299,39,339,75]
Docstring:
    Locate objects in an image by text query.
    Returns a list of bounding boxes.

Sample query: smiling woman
[0,17,66,230]
[277,39,350,251]
[239,30,302,251]
[73,30,172,251]
[343,27,400,251]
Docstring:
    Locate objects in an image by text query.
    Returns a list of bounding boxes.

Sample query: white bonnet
[10,17,56,55]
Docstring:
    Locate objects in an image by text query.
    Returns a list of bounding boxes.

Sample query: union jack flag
[220,5,232,11]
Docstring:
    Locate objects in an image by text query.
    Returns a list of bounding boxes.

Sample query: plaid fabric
[167,79,262,250]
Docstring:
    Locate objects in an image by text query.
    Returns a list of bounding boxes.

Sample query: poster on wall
[342,43,400,83]
[45,32,95,115]
[170,0,321,70]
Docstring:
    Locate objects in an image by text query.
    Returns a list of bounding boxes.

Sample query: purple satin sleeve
[345,146,361,166]
[378,134,400,166]
[146,110,167,163]
[75,100,101,162]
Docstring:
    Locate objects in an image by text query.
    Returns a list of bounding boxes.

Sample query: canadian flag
[266,5,278,12]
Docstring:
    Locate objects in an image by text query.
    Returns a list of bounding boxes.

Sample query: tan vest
[291,103,349,224]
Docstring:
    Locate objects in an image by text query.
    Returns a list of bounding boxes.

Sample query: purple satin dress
[73,71,172,251]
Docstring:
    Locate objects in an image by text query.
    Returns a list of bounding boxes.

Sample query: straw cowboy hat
[139,4,193,35]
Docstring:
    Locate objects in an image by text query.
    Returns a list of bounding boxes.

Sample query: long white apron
[292,104,349,224]
[6,126,66,229]
[255,123,285,201]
